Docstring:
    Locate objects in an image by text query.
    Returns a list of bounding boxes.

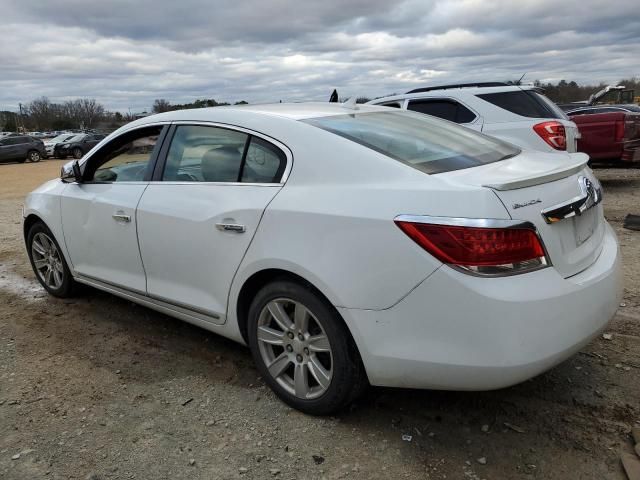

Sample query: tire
[26,221,76,298]
[247,279,368,415]
[72,147,83,159]
[27,150,42,162]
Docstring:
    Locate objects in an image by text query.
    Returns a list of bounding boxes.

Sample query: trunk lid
[438,152,605,278]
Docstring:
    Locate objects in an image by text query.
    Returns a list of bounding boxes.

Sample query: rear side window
[162,125,286,183]
[303,111,519,175]
[3,137,26,145]
[407,99,476,123]
[477,90,567,119]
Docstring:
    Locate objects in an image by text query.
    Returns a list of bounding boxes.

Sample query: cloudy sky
[1,0,639,112]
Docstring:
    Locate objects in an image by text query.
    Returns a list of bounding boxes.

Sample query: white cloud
[0,0,638,112]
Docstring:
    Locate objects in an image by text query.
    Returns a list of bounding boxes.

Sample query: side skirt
[74,274,242,343]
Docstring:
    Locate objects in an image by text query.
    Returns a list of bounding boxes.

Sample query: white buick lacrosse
[23,103,622,414]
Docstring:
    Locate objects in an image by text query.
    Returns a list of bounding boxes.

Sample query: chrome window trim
[161,120,293,185]
[394,214,551,277]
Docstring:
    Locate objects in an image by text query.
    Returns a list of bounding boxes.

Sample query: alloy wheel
[256,298,333,399]
[29,151,41,162]
[31,232,64,290]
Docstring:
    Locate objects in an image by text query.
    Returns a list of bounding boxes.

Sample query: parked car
[24,104,621,414]
[367,82,580,153]
[53,133,105,159]
[566,107,640,163]
[44,133,77,158]
[0,135,46,163]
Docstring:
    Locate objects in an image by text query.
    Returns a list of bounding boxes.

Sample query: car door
[60,125,167,292]
[406,98,482,131]
[136,123,289,323]
[0,137,20,161]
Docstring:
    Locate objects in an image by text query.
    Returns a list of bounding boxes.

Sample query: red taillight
[533,121,566,150]
[395,220,548,275]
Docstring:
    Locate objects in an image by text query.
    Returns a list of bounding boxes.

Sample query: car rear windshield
[302,111,519,175]
[476,90,568,119]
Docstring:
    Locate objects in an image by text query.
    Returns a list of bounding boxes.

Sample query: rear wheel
[247,280,367,415]
[27,222,75,297]
[27,150,42,162]
[72,147,83,159]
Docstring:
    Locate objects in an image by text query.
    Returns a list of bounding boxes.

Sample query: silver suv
[367,82,579,154]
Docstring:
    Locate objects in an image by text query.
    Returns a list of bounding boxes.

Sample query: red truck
[568,107,640,163]
[560,86,640,164]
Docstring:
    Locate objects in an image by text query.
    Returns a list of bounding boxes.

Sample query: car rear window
[476,90,568,119]
[302,111,519,175]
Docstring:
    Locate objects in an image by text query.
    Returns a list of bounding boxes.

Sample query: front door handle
[112,213,131,223]
[216,223,246,233]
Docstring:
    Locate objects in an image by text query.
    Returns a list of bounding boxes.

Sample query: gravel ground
[0,160,639,480]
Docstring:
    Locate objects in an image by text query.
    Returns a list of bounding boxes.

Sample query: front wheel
[72,147,83,159]
[27,150,42,162]
[247,280,367,415]
[27,222,76,297]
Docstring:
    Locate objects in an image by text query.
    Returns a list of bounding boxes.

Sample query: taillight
[533,121,566,150]
[395,217,549,276]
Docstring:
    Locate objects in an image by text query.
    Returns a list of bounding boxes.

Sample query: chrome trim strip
[394,214,534,230]
[75,273,222,322]
[540,176,602,224]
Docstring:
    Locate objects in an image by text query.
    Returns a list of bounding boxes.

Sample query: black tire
[27,150,42,163]
[72,147,83,159]
[26,221,76,298]
[247,279,368,415]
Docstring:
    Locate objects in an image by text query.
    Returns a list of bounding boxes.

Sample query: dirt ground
[0,160,638,480]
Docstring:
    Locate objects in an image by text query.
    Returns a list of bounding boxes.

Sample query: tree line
[2,77,638,132]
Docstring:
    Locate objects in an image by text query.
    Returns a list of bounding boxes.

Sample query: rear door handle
[112,213,131,223]
[216,223,246,233]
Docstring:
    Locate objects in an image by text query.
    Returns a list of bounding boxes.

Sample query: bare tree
[26,97,53,129]
[77,98,105,129]
[153,99,171,113]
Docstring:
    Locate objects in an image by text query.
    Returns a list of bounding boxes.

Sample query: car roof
[129,102,390,125]
[368,85,535,103]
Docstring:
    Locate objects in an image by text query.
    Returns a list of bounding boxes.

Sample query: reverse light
[395,216,549,276]
[533,121,566,150]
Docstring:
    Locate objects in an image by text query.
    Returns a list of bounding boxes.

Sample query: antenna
[516,72,527,85]
[341,96,358,110]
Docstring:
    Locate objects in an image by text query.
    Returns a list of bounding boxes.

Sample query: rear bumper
[340,222,622,390]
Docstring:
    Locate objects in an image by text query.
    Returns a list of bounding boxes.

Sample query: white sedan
[23,103,622,414]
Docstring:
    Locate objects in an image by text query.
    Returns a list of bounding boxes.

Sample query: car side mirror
[61,160,83,183]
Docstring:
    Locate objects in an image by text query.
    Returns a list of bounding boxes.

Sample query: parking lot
[0,160,638,479]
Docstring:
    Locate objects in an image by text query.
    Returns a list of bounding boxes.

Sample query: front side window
[303,111,519,175]
[85,126,162,182]
[162,125,286,183]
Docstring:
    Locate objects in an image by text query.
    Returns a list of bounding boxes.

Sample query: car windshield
[303,110,520,174]
[66,134,85,142]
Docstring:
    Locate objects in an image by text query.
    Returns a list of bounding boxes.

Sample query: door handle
[216,223,246,233]
[112,213,131,223]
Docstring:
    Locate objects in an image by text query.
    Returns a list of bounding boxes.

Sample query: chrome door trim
[75,273,223,324]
